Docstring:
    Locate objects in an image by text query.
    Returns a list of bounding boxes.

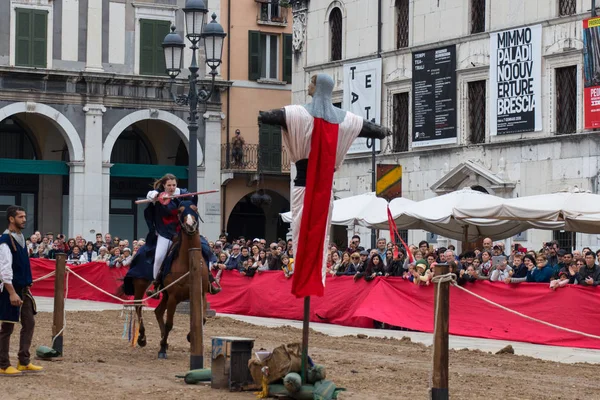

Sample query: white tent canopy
[453,189,600,234]
[280,192,405,226]
[356,196,415,227]
[363,188,548,241]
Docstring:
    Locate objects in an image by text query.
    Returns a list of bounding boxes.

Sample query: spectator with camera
[108,248,123,268]
[67,245,85,265]
[490,259,512,282]
[266,243,282,271]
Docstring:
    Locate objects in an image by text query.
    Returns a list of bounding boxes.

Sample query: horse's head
[178,200,199,235]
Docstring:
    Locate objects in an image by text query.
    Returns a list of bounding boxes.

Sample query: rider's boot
[146,279,161,297]
[208,275,221,295]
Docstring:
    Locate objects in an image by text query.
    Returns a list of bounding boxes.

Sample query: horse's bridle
[178,205,199,235]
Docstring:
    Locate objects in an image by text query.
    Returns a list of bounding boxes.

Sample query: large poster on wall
[584,17,600,129]
[411,45,457,147]
[343,58,382,154]
[490,24,542,135]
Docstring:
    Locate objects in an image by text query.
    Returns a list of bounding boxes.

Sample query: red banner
[583,17,600,129]
[29,259,600,349]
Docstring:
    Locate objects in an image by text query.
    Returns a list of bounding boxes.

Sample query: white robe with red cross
[283,105,363,298]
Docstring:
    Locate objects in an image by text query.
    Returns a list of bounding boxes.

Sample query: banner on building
[584,17,600,129]
[343,58,382,154]
[412,45,457,147]
[376,164,402,201]
[490,24,542,135]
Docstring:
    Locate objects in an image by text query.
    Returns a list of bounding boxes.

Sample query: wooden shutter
[154,21,171,76]
[15,9,32,66]
[140,20,155,75]
[283,33,292,84]
[258,124,282,172]
[32,10,48,67]
[248,31,261,81]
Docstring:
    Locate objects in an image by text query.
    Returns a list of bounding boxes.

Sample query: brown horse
[122,200,210,359]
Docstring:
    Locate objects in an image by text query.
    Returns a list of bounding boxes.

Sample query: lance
[135,189,219,205]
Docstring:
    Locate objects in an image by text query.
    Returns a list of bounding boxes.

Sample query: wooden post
[52,253,66,355]
[462,225,469,253]
[189,248,204,370]
[301,296,310,383]
[431,263,450,400]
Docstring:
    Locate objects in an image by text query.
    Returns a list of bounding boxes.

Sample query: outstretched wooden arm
[258,108,391,139]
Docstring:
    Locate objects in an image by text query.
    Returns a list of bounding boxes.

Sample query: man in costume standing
[0,206,43,375]
[259,74,389,298]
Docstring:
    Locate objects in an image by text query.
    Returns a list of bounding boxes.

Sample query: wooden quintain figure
[258,73,390,298]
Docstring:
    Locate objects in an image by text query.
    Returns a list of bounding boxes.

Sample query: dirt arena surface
[2,311,599,399]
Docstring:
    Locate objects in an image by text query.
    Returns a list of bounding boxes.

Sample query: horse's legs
[155,294,168,357]
[134,281,147,347]
[158,293,177,359]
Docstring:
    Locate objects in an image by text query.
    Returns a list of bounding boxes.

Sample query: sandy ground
[2,311,599,400]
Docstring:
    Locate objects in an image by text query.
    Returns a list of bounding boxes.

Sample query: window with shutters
[556,66,577,134]
[468,80,486,144]
[396,0,409,49]
[329,7,343,61]
[139,19,171,76]
[15,8,48,68]
[283,34,293,83]
[392,92,409,152]
[470,0,485,34]
[558,0,576,16]
[248,31,286,81]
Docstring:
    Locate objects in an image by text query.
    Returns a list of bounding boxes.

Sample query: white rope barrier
[451,280,600,340]
[64,266,190,304]
[32,270,56,283]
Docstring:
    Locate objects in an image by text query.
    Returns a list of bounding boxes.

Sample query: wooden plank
[431,263,450,400]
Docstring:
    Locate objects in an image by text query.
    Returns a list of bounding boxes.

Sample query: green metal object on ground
[36,345,61,358]
[183,368,212,384]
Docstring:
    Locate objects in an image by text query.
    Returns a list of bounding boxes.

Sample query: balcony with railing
[255,0,290,25]
[221,143,290,174]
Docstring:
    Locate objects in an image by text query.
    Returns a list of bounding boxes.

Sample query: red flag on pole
[387,205,414,263]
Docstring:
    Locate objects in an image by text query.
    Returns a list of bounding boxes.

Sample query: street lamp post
[162,0,226,370]
[162,0,226,192]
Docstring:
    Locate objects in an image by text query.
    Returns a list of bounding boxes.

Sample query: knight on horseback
[145,173,221,296]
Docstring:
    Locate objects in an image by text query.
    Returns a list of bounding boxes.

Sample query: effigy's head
[308,74,334,98]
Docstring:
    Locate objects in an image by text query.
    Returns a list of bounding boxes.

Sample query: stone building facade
[0,0,228,241]
[291,0,600,251]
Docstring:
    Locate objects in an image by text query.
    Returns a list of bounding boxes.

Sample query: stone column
[102,162,112,236]
[198,110,223,240]
[86,0,103,71]
[68,161,85,238]
[78,104,107,241]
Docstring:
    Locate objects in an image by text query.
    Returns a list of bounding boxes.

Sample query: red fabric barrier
[29,259,600,349]
[30,259,136,304]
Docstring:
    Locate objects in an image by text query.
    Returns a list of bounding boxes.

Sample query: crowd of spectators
[26,230,600,290]
[25,231,139,268]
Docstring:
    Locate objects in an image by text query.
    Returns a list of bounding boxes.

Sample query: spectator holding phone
[490,259,512,282]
